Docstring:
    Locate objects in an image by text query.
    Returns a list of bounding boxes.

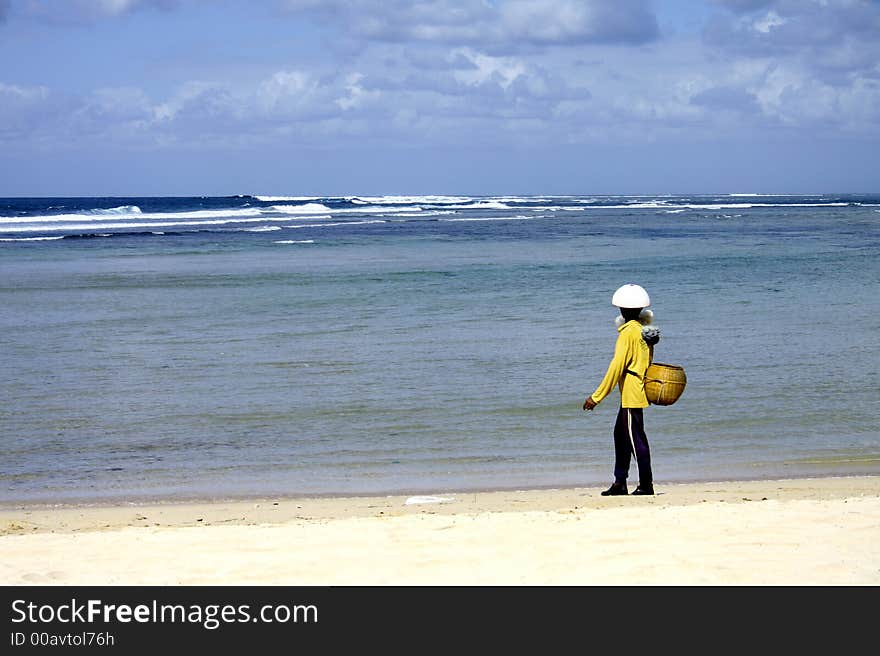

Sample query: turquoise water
[1,194,878,502]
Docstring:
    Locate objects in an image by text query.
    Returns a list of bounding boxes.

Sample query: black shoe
[601,482,628,496]
[631,484,654,496]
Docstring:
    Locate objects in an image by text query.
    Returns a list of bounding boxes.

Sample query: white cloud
[751,63,877,129]
[499,0,659,45]
[452,48,526,89]
[13,0,179,22]
[257,71,316,112]
[0,81,48,102]
[753,10,786,33]
[94,0,141,15]
[335,72,381,110]
[153,81,234,123]
[3,1,879,152]
[81,86,153,123]
[0,82,54,138]
[280,0,659,49]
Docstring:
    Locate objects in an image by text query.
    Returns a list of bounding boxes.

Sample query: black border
[1,585,873,651]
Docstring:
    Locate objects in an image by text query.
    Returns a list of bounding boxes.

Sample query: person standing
[583,284,657,496]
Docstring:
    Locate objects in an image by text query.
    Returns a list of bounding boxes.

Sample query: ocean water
[1,193,878,504]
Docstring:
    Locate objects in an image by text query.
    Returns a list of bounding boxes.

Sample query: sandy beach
[1,476,878,586]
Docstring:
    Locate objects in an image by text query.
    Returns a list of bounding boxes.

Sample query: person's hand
[583,396,597,411]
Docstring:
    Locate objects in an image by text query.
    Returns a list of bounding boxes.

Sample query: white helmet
[611,283,650,308]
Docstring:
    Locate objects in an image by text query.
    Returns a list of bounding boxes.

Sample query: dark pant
[613,406,652,486]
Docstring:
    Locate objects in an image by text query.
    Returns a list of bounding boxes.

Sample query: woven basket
[644,363,687,406]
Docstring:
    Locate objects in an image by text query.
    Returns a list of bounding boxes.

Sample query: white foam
[276,214,332,221]
[89,205,142,215]
[268,203,333,214]
[0,214,293,233]
[386,210,457,217]
[256,196,322,202]
[727,193,795,197]
[285,220,386,229]
[350,195,471,205]
[350,205,423,213]
[582,202,677,209]
[0,203,433,230]
[404,495,454,505]
[274,239,315,244]
[577,202,849,210]
[271,203,423,215]
[0,236,65,241]
[440,214,533,222]
[427,201,511,210]
[139,208,263,219]
[717,202,847,208]
[492,196,575,203]
[243,226,282,232]
[0,207,265,225]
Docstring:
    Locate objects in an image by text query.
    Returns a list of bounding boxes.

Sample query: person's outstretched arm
[583,335,629,410]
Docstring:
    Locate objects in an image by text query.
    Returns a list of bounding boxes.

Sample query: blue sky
[1,0,878,196]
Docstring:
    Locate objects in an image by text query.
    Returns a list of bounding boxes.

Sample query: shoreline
[3,470,878,514]
[2,473,879,532]
[2,474,878,585]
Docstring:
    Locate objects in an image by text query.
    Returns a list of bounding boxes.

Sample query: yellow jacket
[590,320,653,409]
